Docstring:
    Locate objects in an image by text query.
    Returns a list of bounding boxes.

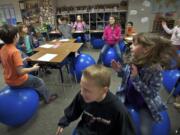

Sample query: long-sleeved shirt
[116,64,167,122]
[162,24,180,45]
[103,24,122,46]
[73,21,86,31]
[58,24,72,39]
[58,91,135,135]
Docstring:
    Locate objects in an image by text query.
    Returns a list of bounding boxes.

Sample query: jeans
[72,129,79,135]
[140,108,154,135]
[73,33,86,43]
[11,74,50,103]
[97,43,122,64]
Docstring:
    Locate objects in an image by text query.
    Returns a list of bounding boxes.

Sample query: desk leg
[59,68,64,84]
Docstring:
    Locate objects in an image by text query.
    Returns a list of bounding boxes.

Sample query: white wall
[0,0,22,22]
[127,0,155,32]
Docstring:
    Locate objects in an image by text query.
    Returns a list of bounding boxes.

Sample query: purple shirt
[125,78,147,108]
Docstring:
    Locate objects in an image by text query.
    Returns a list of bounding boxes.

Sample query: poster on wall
[151,0,180,13]
[4,8,10,19]
[10,8,16,25]
[0,5,16,25]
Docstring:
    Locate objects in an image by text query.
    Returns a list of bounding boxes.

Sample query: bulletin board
[151,0,180,13]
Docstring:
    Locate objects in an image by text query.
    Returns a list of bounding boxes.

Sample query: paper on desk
[59,39,69,42]
[40,44,54,48]
[38,54,57,61]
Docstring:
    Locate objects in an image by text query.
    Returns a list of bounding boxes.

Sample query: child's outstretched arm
[57,92,85,133]
[111,59,128,78]
[16,63,39,75]
[111,59,122,72]
[175,30,180,38]
[162,21,173,34]
[56,127,64,135]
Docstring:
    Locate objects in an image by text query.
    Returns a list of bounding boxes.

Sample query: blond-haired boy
[56,64,135,135]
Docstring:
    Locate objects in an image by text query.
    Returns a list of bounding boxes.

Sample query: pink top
[103,24,122,46]
[73,21,86,31]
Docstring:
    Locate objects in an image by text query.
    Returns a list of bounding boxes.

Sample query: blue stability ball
[119,40,127,53]
[127,106,170,135]
[90,36,95,44]
[72,128,77,135]
[92,38,104,49]
[76,36,82,43]
[0,87,39,126]
[74,53,96,81]
[127,106,141,135]
[177,50,180,55]
[102,48,119,67]
[151,111,171,135]
[162,69,180,96]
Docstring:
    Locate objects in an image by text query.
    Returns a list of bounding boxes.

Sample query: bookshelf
[56,3,128,34]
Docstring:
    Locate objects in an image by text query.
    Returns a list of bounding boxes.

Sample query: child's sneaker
[46,94,58,104]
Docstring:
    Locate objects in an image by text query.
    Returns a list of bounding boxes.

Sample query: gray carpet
[0,45,180,135]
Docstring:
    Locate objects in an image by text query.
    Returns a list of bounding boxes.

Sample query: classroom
[0,0,180,135]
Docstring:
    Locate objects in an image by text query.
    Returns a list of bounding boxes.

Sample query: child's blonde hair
[126,32,180,69]
[82,64,111,88]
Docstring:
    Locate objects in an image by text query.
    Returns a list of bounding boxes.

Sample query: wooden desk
[28,47,73,84]
[49,31,61,40]
[89,30,103,39]
[72,31,84,34]
[49,31,61,34]
[89,30,103,33]
[29,51,69,63]
[72,31,89,34]
[50,39,76,43]
[34,42,82,53]
[29,40,82,83]
[28,40,82,84]
[72,31,86,39]
[30,42,82,63]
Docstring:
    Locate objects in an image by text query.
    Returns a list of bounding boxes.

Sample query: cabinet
[56,3,128,34]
